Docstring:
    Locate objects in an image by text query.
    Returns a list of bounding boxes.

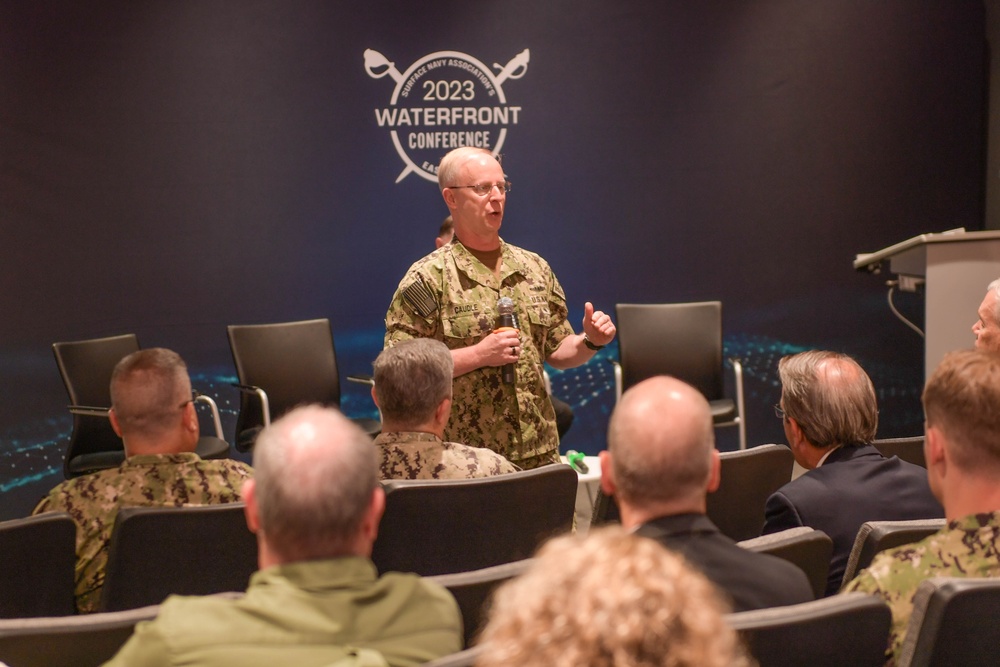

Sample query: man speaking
[384,147,615,469]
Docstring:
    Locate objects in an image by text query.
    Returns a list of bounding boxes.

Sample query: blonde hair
[475,527,751,667]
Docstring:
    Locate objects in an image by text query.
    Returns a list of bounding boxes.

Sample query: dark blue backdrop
[0,0,985,519]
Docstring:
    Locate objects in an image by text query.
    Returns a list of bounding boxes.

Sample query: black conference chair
[840,519,946,589]
[227,318,379,451]
[372,465,577,576]
[613,301,746,449]
[99,503,258,612]
[429,559,531,648]
[0,603,160,667]
[897,577,1000,667]
[0,513,77,618]
[53,334,230,478]
[873,435,926,468]
[706,444,794,541]
[738,527,832,599]
[591,444,793,541]
[727,593,892,667]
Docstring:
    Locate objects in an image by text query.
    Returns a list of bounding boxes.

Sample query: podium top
[853,229,1000,270]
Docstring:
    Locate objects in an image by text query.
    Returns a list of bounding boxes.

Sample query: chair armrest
[193,392,225,439]
[346,374,374,387]
[67,405,110,417]
[728,357,747,450]
[230,383,272,427]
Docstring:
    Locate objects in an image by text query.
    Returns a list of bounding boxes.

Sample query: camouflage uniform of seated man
[33,348,252,613]
[371,338,519,480]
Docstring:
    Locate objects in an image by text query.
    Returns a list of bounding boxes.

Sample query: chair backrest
[841,519,946,589]
[727,592,891,667]
[738,527,832,599]
[428,559,531,648]
[0,513,77,618]
[706,444,794,541]
[373,465,577,576]
[0,603,159,667]
[52,334,140,477]
[615,302,724,399]
[227,319,342,440]
[897,577,1000,667]
[591,444,793,537]
[100,503,258,612]
[873,436,926,468]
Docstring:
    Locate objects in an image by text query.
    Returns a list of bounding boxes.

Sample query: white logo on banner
[364,48,529,183]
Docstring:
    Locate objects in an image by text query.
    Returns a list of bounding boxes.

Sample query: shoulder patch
[402,280,437,318]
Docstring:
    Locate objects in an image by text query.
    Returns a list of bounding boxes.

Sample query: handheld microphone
[497,297,518,385]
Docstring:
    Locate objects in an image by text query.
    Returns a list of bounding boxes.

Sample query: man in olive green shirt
[33,348,252,613]
[844,350,1000,665]
[102,405,462,667]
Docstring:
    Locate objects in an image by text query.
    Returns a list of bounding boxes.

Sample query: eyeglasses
[447,181,511,196]
[178,391,201,410]
[773,404,786,420]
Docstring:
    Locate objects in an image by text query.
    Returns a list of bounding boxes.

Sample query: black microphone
[497,297,518,385]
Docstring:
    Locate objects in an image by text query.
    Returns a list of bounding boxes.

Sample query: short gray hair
[373,339,453,428]
[607,376,714,506]
[779,350,878,447]
[110,348,191,439]
[252,405,377,561]
[437,147,498,192]
[987,278,1000,322]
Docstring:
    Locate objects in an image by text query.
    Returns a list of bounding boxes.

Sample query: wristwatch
[583,335,604,351]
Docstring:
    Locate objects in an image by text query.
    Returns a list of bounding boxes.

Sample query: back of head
[437,147,496,192]
[607,376,714,507]
[476,526,750,667]
[778,350,878,447]
[923,349,1000,475]
[374,339,453,429]
[110,348,192,443]
[252,405,378,562]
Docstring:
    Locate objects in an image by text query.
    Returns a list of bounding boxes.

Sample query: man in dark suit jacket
[762,350,944,596]
[600,376,813,612]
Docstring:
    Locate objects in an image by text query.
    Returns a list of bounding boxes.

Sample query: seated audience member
[762,350,943,596]
[845,350,1000,664]
[372,338,519,479]
[103,405,462,667]
[600,375,813,611]
[435,215,454,248]
[475,526,752,667]
[972,278,1000,352]
[33,348,252,613]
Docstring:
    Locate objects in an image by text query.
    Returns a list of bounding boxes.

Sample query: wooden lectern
[854,229,1000,381]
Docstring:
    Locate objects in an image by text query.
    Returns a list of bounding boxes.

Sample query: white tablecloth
[561,455,602,534]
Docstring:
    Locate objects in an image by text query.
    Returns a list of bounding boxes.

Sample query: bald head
[251,405,379,563]
[607,376,715,507]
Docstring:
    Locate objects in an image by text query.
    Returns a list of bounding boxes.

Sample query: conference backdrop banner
[0,1,985,518]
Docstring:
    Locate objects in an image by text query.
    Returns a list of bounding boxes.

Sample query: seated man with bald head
[762,350,943,596]
[600,376,813,612]
[103,405,462,667]
[33,348,253,613]
[372,338,519,480]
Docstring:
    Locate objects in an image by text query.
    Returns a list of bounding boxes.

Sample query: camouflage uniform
[32,452,253,613]
[375,430,521,480]
[844,511,1000,665]
[384,239,573,465]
